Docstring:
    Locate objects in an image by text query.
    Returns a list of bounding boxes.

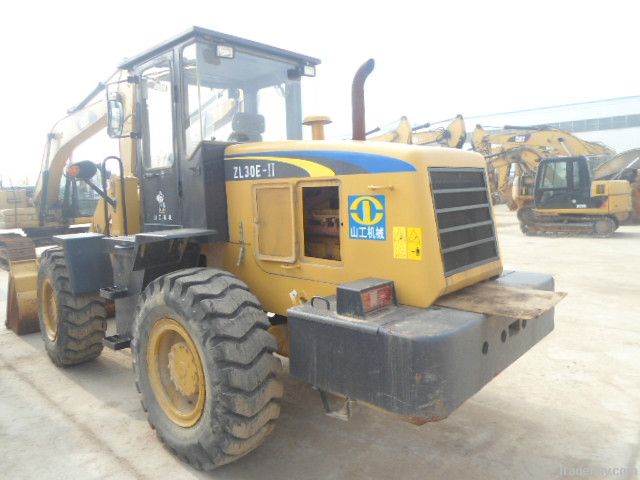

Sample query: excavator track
[520,215,617,237]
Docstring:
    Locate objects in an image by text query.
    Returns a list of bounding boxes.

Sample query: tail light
[361,284,394,313]
[337,279,396,318]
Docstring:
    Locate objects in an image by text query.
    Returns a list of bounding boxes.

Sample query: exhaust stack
[352,59,375,141]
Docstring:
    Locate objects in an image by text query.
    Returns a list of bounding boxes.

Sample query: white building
[466,96,640,153]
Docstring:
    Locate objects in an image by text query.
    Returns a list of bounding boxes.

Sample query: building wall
[578,127,640,153]
[466,96,640,153]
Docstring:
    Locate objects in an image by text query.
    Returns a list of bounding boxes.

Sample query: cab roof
[119,26,321,70]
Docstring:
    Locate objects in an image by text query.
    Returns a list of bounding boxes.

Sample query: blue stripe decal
[225,150,416,173]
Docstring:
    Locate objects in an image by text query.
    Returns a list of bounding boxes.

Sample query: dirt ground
[1,206,638,480]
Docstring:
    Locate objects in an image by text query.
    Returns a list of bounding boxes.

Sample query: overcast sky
[1,0,638,183]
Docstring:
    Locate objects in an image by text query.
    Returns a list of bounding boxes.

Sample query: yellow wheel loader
[27,27,565,470]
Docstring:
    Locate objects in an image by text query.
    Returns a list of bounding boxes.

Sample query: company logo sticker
[153,190,173,221]
[349,195,386,240]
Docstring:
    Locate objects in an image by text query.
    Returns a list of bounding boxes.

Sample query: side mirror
[66,160,98,181]
[107,92,125,138]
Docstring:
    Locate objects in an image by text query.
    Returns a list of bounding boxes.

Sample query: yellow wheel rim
[147,318,206,427]
[42,279,59,341]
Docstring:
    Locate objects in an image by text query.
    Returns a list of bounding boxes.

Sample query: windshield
[182,41,303,156]
[58,168,102,218]
[585,155,610,178]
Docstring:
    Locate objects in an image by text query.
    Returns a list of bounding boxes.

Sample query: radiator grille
[429,168,499,276]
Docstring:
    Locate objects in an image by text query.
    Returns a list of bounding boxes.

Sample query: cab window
[181,40,303,158]
[541,161,568,189]
[141,60,174,169]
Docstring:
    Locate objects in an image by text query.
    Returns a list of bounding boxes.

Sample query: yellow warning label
[407,227,423,261]
[393,226,407,259]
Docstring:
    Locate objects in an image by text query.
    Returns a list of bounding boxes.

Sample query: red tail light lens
[361,284,394,313]
[337,279,396,318]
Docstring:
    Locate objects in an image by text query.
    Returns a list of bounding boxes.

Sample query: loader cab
[117,27,319,232]
[534,156,602,210]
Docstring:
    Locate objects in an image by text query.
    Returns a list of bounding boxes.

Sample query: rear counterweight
[288,271,555,420]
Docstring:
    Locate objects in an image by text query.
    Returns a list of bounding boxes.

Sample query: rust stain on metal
[400,399,450,425]
[402,416,431,426]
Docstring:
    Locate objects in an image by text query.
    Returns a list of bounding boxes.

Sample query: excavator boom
[412,114,466,148]
[368,115,466,148]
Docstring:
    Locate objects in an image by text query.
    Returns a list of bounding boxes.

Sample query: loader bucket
[5,259,39,335]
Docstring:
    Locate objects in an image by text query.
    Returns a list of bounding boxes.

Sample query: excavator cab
[534,157,594,210]
[59,170,104,220]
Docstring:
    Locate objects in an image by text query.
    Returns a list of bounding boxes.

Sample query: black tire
[131,268,283,470]
[37,247,108,366]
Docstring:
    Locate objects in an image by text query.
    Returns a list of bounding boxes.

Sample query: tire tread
[132,267,282,470]
[38,247,107,366]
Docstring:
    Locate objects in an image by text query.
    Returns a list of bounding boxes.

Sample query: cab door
[568,158,592,208]
[535,159,572,210]
[137,53,182,230]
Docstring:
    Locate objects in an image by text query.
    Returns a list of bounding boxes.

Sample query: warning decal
[407,227,423,260]
[393,227,407,259]
[393,226,423,260]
